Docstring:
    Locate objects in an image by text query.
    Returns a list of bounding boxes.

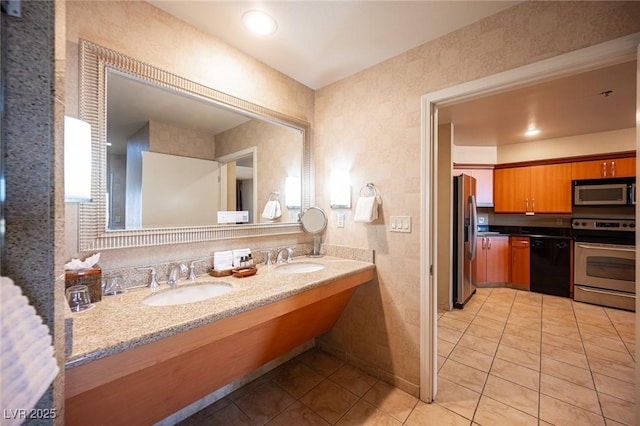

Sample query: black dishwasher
[530,237,571,297]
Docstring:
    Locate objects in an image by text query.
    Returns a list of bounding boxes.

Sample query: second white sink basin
[143,282,233,306]
[275,262,325,274]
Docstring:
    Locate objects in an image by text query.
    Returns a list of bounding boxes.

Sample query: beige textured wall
[215,120,303,222]
[315,1,640,393]
[437,124,453,312]
[149,120,216,161]
[65,0,314,263]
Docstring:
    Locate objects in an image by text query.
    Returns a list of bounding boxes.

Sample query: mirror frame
[78,40,312,251]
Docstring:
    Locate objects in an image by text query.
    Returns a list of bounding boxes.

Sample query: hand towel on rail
[354,195,379,223]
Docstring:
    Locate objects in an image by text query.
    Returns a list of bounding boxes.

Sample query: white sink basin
[143,282,233,306]
[275,262,325,274]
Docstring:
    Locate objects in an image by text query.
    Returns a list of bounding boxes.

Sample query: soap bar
[65,266,102,303]
[232,266,257,278]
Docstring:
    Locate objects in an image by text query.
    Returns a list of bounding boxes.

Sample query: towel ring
[359,183,380,198]
[269,191,279,201]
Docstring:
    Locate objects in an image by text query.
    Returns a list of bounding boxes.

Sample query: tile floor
[179,287,635,425]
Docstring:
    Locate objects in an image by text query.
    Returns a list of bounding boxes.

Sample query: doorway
[419,33,640,403]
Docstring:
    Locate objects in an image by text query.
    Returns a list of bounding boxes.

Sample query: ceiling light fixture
[242,10,277,36]
[525,128,541,137]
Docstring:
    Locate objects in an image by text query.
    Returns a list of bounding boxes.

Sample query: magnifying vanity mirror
[300,207,327,257]
[77,40,312,251]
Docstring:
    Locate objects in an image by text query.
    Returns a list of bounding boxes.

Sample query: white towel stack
[0,277,60,424]
[261,200,282,221]
[213,251,233,271]
[232,248,252,267]
[354,195,380,223]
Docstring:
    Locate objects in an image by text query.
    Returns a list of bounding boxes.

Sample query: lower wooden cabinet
[510,236,530,289]
[473,235,509,284]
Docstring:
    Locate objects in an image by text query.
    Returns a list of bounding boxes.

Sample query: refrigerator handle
[468,195,478,261]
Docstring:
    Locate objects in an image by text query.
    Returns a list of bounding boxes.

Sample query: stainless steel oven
[572,218,635,311]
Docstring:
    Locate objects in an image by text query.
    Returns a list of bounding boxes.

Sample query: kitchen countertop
[485,226,573,239]
[65,256,375,368]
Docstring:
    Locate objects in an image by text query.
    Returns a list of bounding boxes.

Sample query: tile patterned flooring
[180,287,635,425]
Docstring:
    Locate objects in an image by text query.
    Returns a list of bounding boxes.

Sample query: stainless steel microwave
[573,178,636,206]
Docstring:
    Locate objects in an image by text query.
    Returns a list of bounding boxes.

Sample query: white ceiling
[439,60,637,146]
[148,1,519,90]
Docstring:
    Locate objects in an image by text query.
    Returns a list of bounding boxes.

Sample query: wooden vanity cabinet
[494,164,571,214]
[510,236,530,290]
[571,156,636,180]
[65,269,374,425]
[473,235,509,284]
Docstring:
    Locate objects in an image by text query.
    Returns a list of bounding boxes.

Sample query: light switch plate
[336,212,345,228]
[390,216,411,233]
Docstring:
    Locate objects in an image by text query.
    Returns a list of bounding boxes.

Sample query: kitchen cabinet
[510,236,530,289]
[473,235,509,284]
[454,167,494,206]
[494,163,572,214]
[571,156,636,180]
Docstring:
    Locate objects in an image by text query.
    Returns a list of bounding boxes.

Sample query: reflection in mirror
[78,40,312,251]
[106,71,302,229]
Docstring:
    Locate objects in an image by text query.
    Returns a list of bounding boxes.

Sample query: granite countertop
[483,226,573,239]
[65,256,374,368]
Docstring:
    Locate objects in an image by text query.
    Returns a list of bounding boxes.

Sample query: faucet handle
[286,247,295,263]
[137,267,160,289]
[188,261,198,280]
[260,250,273,266]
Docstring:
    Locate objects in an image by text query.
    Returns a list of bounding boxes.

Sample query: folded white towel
[0,277,59,424]
[213,251,234,270]
[232,248,252,267]
[274,199,281,219]
[354,196,380,223]
[261,200,282,220]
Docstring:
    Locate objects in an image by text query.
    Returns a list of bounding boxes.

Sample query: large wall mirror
[78,40,312,251]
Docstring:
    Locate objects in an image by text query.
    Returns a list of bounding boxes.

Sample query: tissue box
[65,266,102,303]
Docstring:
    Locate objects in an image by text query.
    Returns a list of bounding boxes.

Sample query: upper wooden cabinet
[494,163,572,214]
[571,157,636,180]
[454,167,494,206]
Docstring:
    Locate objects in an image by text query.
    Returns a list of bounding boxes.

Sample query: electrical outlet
[390,216,411,233]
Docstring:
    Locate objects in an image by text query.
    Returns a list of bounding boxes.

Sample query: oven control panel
[572,218,636,231]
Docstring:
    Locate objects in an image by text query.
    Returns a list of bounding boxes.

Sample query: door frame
[419,32,640,402]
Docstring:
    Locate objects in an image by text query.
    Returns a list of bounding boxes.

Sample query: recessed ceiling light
[525,128,541,137]
[242,10,277,36]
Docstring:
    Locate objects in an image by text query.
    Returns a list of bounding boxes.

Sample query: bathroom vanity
[64,257,374,425]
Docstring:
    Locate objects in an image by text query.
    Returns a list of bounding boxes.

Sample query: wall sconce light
[64,116,92,202]
[330,170,351,209]
[285,176,301,209]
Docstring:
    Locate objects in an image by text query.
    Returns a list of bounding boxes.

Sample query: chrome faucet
[276,247,295,264]
[167,263,187,286]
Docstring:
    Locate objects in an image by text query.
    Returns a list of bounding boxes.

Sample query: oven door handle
[577,286,636,298]
[576,244,636,253]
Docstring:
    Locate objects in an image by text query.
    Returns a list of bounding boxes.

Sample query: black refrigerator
[452,174,478,308]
